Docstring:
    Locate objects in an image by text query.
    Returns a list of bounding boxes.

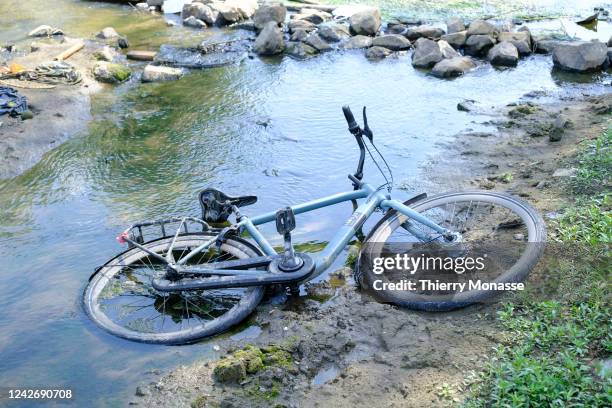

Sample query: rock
[371,34,411,51]
[142,65,184,82]
[155,44,246,68]
[457,99,477,111]
[213,359,247,383]
[182,2,219,25]
[343,35,373,49]
[488,41,519,66]
[293,9,332,25]
[304,33,332,52]
[97,27,119,39]
[210,2,240,24]
[183,16,207,28]
[290,29,309,42]
[466,20,498,37]
[285,41,318,59]
[20,110,34,120]
[446,17,465,34]
[253,21,284,55]
[92,62,131,83]
[431,57,475,78]
[287,19,316,33]
[252,3,286,31]
[227,0,259,19]
[405,25,445,41]
[441,31,467,49]
[498,31,531,55]
[117,37,130,49]
[549,115,570,142]
[135,3,149,11]
[349,7,381,36]
[28,25,63,37]
[552,168,577,177]
[552,41,609,72]
[127,50,157,61]
[94,46,115,62]
[464,34,496,56]
[535,39,563,54]
[317,23,350,43]
[387,23,407,35]
[365,46,392,60]
[135,386,148,397]
[438,40,460,58]
[412,37,443,68]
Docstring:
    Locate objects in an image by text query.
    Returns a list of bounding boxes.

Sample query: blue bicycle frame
[175,180,451,281]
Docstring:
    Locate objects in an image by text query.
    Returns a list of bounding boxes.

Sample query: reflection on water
[0,0,610,406]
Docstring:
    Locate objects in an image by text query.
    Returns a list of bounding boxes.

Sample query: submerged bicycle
[84,106,546,344]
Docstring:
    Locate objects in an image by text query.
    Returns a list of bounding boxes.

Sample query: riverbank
[132,94,611,407]
[0,37,102,179]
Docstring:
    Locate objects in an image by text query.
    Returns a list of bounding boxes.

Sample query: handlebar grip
[342,105,359,132]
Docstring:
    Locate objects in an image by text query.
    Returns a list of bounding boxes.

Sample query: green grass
[568,128,611,195]
[463,126,612,407]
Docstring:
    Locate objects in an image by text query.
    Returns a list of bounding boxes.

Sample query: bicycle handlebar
[342,105,360,134]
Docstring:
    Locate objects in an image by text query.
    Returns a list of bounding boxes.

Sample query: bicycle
[84,106,546,344]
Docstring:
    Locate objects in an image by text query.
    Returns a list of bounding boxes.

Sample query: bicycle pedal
[275,207,296,235]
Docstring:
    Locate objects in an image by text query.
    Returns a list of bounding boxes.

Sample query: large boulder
[405,25,445,41]
[253,21,284,55]
[317,23,350,43]
[287,19,316,33]
[446,17,465,34]
[372,34,411,51]
[535,39,563,54]
[498,31,531,55]
[365,46,392,60]
[552,41,609,72]
[227,0,258,19]
[438,40,460,59]
[343,35,373,49]
[441,31,467,49]
[488,41,519,66]
[142,65,184,82]
[182,3,218,25]
[431,57,475,78]
[464,34,496,56]
[412,37,443,68]
[285,41,318,59]
[92,62,131,83]
[466,20,498,37]
[290,29,309,42]
[293,9,332,25]
[252,3,286,31]
[304,33,332,52]
[349,7,381,36]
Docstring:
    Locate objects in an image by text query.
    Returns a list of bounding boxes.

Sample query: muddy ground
[0,37,102,179]
[130,93,611,407]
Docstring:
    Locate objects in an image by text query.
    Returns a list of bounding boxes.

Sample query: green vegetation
[569,128,611,195]
[464,126,612,407]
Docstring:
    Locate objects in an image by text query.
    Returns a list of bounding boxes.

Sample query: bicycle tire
[84,233,265,344]
[358,191,546,311]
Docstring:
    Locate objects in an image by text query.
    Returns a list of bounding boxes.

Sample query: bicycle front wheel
[84,233,265,344]
[359,191,546,311]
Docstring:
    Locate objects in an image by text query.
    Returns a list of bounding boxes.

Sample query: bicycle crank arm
[152,255,315,292]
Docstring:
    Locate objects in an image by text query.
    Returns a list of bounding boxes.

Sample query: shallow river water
[0,0,610,406]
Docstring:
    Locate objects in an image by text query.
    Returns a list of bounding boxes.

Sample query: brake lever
[362,106,373,143]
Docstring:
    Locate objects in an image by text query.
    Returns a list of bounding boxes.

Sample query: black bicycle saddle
[199,188,257,223]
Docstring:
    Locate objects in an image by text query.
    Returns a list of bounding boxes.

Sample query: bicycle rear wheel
[84,233,264,344]
[359,191,546,311]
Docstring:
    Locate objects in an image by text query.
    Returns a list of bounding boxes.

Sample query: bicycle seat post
[275,207,303,271]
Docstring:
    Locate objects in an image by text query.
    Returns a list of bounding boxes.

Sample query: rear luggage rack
[118,216,212,249]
